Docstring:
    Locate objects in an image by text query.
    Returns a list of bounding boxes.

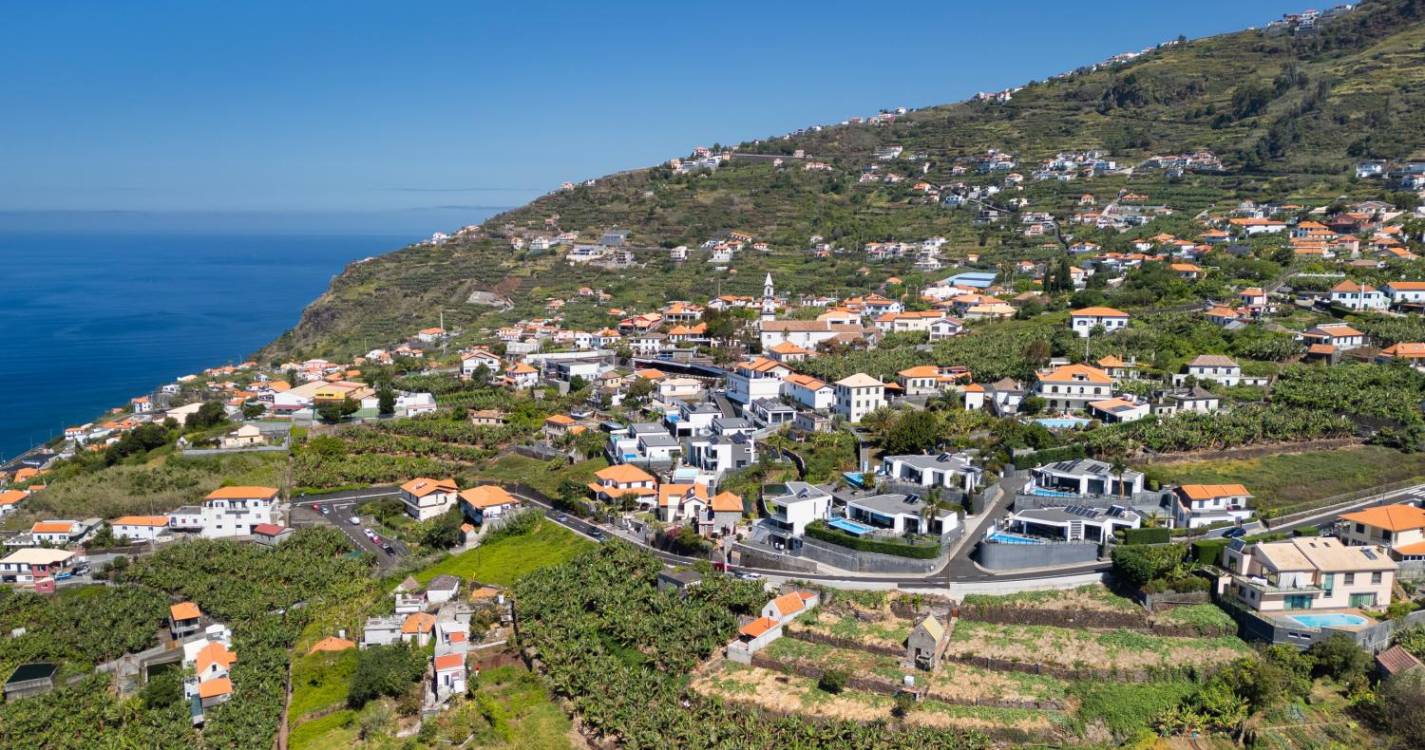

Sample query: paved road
[290,494,409,570]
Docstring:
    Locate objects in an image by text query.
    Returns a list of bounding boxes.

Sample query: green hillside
[262,0,1425,361]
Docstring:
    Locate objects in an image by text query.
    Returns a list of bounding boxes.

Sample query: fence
[1264,478,1425,527]
[784,627,903,657]
[955,603,1232,637]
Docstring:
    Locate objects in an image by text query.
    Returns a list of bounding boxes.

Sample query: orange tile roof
[113,515,169,527]
[1340,504,1425,533]
[434,653,465,671]
[459,485,520,509]
[197,677,232,699]
[784,373,828,390]
[205,486,279,501]
[1308,343,1336,355]
[401,612,436,634]
[195,642,237,674]
[898,365,941,378]
[710,492,744,513]
[170,602,202,621]
[1038,364,1113,385]
[1387,281,1425,291]
[308,636,356,654]
[1072,306,1129,318]
[0,490,27,506]
[545,414,575,425]
[31,521,74,534]
[657,483,709,508]
[769,591,807,618]
[1383,343,1425,359]
[401,477,458,497]
[595,464,656,484]
[1178,484,1252,501]
[739,616,779,639]
[634,368,666,380]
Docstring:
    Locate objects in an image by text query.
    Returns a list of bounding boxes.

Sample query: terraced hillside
[262,0,1425,361]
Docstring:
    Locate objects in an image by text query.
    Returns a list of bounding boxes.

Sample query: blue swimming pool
[1035,417,1089,430]
[987,531,1046,545]
[1283,613,1370,629]
[1030,487,1079,498]
[828,518,875,536]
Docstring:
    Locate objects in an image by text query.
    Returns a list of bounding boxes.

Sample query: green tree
[377,386,396,417]
[188,401,229,429]
[421,508,464,550]
[880,410,942,455]
[317,398,359,423]
[1306,634,1371,681]
[347,643,427,708]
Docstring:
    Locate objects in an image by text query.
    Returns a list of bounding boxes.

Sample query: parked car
[736,571,762,580]
[1223,526,1248,539]
[348,516,361,526]
[318,504,330,515]
[382,544,396,555]
[54,572,73,581]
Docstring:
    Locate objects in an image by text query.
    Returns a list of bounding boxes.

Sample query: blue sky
[1,0,1309,226]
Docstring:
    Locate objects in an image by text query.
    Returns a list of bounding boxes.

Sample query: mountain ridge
[260,0,1425,362]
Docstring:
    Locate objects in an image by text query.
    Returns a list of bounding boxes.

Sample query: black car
[382,543,396,555]
[1223,526,1248,538]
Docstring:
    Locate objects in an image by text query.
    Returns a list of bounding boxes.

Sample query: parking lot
[290,494,409,569]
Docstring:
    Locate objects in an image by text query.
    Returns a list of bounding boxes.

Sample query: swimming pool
[1029,487,1079,498]
[1283,613,1370,629]
[828,518,875,536]
[987,531,1046,545]
[1035,417,1089,430]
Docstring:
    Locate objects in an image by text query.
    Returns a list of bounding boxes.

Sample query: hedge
[805,521,943,560]
[1192,538,1231,564]
[1122,527,1172,545]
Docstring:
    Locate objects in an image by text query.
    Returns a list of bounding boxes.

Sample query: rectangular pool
[1282,613,1370,629]
[828,518,875,536]
[987,531,1046,545]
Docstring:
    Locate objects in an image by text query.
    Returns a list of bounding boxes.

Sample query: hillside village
[8,2,1425,749]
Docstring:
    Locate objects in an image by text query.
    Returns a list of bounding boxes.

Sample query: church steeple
[761,273,776,319]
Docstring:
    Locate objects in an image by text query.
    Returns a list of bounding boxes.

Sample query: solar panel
[1362,548,1378,560]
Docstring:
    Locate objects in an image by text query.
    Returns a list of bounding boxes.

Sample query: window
[1371,572,1383,584]
[1344,573,1355,585]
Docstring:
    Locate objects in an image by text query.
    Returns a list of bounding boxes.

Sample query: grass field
[427,664,574,750]
[1150,446,1425,515]
[288,709,358,750]
[288,649,357,723]
[961,584,1140,614]
[413,517,593,586]
[945,620,1251,673]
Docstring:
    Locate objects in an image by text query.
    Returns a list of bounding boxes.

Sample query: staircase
[1067,520,1085,542]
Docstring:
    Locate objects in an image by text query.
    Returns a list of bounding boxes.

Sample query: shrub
[1192,538,1230,565]
[805,521,942,559]
[817,669,847,694]
[1111,544,1188,587]
[1122,527,1172,545]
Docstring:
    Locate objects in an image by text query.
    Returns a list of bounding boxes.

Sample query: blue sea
[0,230,428,461]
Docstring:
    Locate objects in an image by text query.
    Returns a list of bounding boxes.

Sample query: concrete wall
[733,544,820,574]
[976,540,1101,571]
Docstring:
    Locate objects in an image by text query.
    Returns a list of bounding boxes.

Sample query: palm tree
[1109,454,1128,500]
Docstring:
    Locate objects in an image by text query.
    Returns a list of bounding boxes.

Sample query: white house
[726,358,789,405]
[763,482,833,539]
[1302,323,1366,352]
[782,373,834,410]
[1034,364,1116,412]
[461,350,503,379]
[1173,484,1255,529]
[112,515,171,543]
[200,486,278,539]
[1329,280,1389,311]
[1069,307,1129,338]
[1088,397,1150,423]
[834,373,885,423]
[399,478,459,521]
[881,452,982,493]
[1383,281,1425,307]
[846,493,960,536]
[928,316,965,341]
[458,485,523,525]
[0,548,76,584]
[1173,355,1269,388]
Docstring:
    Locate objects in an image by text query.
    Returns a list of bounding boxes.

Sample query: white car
[348,516,361,526]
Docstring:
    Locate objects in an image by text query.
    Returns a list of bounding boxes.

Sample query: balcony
[1233,575,1322,596]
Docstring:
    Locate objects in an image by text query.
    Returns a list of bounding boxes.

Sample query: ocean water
[0,231,418,461]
